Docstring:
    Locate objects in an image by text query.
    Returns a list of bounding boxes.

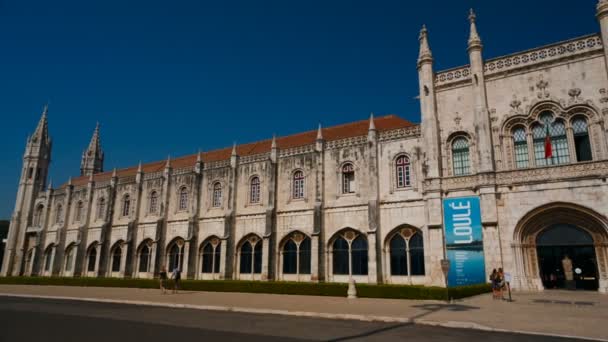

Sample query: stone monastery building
[4,2,608,293]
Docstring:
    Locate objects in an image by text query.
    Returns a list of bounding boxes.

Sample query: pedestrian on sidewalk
[498,268,506,300]
[159,266,168,294]
[172,267,181,294]
[490,269,499,299]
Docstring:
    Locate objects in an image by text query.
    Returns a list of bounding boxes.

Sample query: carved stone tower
[1,105,52,276]
[80,122,104,176]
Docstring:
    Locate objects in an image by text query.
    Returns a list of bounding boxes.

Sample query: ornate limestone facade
[3,2,608,293]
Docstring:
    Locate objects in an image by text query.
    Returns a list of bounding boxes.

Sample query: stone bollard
[347,278,357,299]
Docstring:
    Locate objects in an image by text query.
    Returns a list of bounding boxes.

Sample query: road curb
[1,292,606,341]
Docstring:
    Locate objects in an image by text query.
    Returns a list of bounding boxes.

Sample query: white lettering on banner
[450,200,474,244]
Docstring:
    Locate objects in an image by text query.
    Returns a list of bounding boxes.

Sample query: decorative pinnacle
[417,24,433,66]
[271,134,277,149]
[112,168,117,178]
[33,103,50,143]
[597,0,608,19]
[137,161,142,173]
[369,112,376,131]
[165,155,171,168]
[316,123,323,140]
[88,172,94,182]
[68,176,72,186]
[468,9,482,50]
[196,149,202,163]
[47,178,53,190]
[231,142,237,157]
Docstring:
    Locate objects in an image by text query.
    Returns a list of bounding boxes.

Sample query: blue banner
[443,196,486,287]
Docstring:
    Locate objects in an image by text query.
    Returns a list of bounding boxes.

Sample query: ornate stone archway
[512,202,608,293]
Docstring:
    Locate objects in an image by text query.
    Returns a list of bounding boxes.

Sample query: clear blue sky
[0,0,600,218]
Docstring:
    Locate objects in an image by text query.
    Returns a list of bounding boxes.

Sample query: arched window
[341,163,355,194]
[87,244,97,272]
[201,239,221,274]
[452,137,470,176]
[212,183,222,208]
[331,230,368,276]
[149,191,158,214]
[512,127,529,169]
[239,236,262,274]
[122,195,130,217]
[167,240,184,272]
[533,112,570,166]
[97,198,106,220]
[44,246,53,272]
[389,229,425,276]
[138,243,151,273]
[282,233,311,275]
[55,204,63,224]
[178,187,189,211]
[395,155,411,188]
[250,177,261,203]
[111,243,122,273]
[65,245,76,272]
[292,171,305,199]
[74,201,84,223]
[33,204,44,227]
[572,117,592,162]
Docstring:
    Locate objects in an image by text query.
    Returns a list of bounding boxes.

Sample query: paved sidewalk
[0,285,606,341]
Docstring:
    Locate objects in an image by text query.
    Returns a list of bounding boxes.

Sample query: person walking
[490,269,499,299]
[172,267,181,294]
[497,268,506,300]
[159,266,168,294]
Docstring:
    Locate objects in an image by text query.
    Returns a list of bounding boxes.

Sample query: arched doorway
[513,203,608,293]
[536,224,598,291]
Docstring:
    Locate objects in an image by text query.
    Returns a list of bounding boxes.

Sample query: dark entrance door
[536,224,598,291]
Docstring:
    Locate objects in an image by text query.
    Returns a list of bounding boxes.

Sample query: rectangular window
[514,142,529,168]
[452,150,470,176]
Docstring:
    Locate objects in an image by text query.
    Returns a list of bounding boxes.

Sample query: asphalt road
[0,296,588,342]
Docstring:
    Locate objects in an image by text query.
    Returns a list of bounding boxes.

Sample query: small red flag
[544,125,552,159]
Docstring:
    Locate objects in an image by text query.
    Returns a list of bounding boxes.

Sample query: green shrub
[0,276,490,300]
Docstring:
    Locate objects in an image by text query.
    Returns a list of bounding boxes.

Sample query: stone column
[119,243,127,278]
[182,241,190,275]
[262,237,270,281]
[310,234,319,282]
[367,232,377,284]
[219,239,227,280]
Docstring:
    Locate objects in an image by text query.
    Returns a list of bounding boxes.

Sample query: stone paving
[0,285,606,341]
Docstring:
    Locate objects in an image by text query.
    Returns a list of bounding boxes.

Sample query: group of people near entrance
[490,268,506,300]
[158,266,181,294]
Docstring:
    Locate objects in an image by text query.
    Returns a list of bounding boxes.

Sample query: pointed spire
[112,168,117,178]
[88,122,101,152]
[48,178,53,190]
[137,161,143,173]
[165,155,171,169]
[316,123,323,141]
[81,122,104,176]
[32,104,49,144]
[68,176,72,186]
[196,149,202,163]
[597,0,608,19]
[369,112,376,131]
[468,9,482,50]
[271,134,277,149]
[231,142,237,157]
[417,24,433,66]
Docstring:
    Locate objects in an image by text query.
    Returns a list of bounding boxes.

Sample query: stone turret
[80,122,104,176]
[597,0,608,76]
[467,9,494,173]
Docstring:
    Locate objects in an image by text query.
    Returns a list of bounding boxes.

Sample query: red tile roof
[66,115,416,187]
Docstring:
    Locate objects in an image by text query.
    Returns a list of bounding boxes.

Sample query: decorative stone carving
[536,76,549,99]
[568,88,582,104]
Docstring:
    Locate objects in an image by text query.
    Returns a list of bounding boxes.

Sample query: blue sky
[0,0,600,218]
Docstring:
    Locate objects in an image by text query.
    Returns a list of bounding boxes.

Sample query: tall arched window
[138,243,151,273]
[282,233,311,275]
[395,155,411,188]
[331,230,368,276]
[44,246,53,272]
[74,201,84,223]
[389,228,425,276]
[550,119,569,165]
[97,198,106,220]
[55,204,63,224]
[201,238,221,274]
[149,191,158,214]
[178,187,189,211]
[452,137,470,176]
[111,243,122,273]
[341,163,355,194]
[122,195,130,217]
[532,123,547,166]
[572,116,592,162]
[512,127,529,169]
[122,194,131,217]
[292,171,305,199]
[212,183,222,207]
[87,244,97,272]
[167,240,184,272]
[33,204,44,227]
[65,244,76,272]
[250,177,261,203]
[533,112,570,166]
[239,236,262,275]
